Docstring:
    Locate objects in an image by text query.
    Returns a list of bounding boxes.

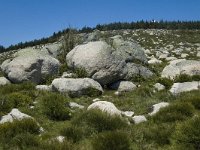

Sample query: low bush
[0,96,13,116]
[152,102,194,123]
[61,125,84,143]
[174,74,200,83]
[142,123,174,146]
[171,116,200,150]
[74,67,88,78]
[0,82,35,95]
[41,93,71,121]
[157,77,173,90]
[6,92,33,107]
[0,119,40,143]
[92,131,131,150]
[71,110,128,133]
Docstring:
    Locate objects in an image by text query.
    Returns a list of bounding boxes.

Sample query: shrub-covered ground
[0,29,200,149]
[0,81,199,150]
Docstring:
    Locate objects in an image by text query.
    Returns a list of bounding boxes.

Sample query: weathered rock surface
[170,81,200,94]
[87,101,121,116]
[0,109,32,124]
[149,102,169,116]
[161,59,200,79]
[1,48,60,84]
[109,81,136,92]
[51,78,103,97]
[66,37,152,85]
[69,102,84,109]
[0,77,11,86]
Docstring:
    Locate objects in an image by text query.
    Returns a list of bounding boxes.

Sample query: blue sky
[0,0,200,47]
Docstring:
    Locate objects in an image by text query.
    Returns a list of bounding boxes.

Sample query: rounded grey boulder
[51,78,103,97]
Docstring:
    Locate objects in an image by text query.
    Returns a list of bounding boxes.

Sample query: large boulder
[66,37,152,85]
[87,101,121,116]
[161,59,200,79]
[170,81,200,95]
[51,78,103,97]
[1,48,60,84]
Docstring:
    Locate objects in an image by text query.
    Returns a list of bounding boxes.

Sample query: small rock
[148,58,162,64]
[109,81,136,92]
[154,83,165,91]
[87,101,121,116]
[0,109,32,124]
[0,77,11,86]
[132,115,147,124]
[149,102,169,116]
[181,53,189,58]
[69,102,84,109]
[56,136,65,143]
[61,72,74,78]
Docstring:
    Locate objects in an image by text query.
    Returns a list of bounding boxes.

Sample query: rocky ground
[0,29,200,150]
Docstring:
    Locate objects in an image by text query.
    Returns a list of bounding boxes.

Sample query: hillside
[0,29,200,150]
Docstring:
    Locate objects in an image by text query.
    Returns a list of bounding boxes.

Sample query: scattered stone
[154,83,165,91]
[0,77,11,85]
[61,72,74,78]
[132,115,147,124]
[69,102,84,109]
[55,136,65,143]
[0,109,32,124]
[149,102,169,116]
[148,58,162,64]
[51,78,103,97]
[181,53,189,58]
[109,81,136,92]
[87,101,121,116]
[170,81,200,94]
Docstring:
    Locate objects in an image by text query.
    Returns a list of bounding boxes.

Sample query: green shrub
[74,67,88,78]
[9,133,40,149]
[0,119,40,143]
[0,82,35,95]
[41,93,71,120]
[6,92,33,107]
[59,63,69,75]
[0,96,13,116]
[174,74,192,82]
[142,123,174,146]
[61,125,84,143]
[72,110,128,134]
[157,77,173,90]
[171,117,200,150]
[152,103,194,123]
[92,131,131,150]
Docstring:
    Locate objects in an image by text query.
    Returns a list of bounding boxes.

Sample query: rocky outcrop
[87,101,121,116]
[1,48,60,84]
[66,36,152,85]
[161,59,200,79]
[51,78,103,97]
[170,81,200,94]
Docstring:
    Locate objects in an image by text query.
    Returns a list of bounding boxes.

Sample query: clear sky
[0,0,200,47]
